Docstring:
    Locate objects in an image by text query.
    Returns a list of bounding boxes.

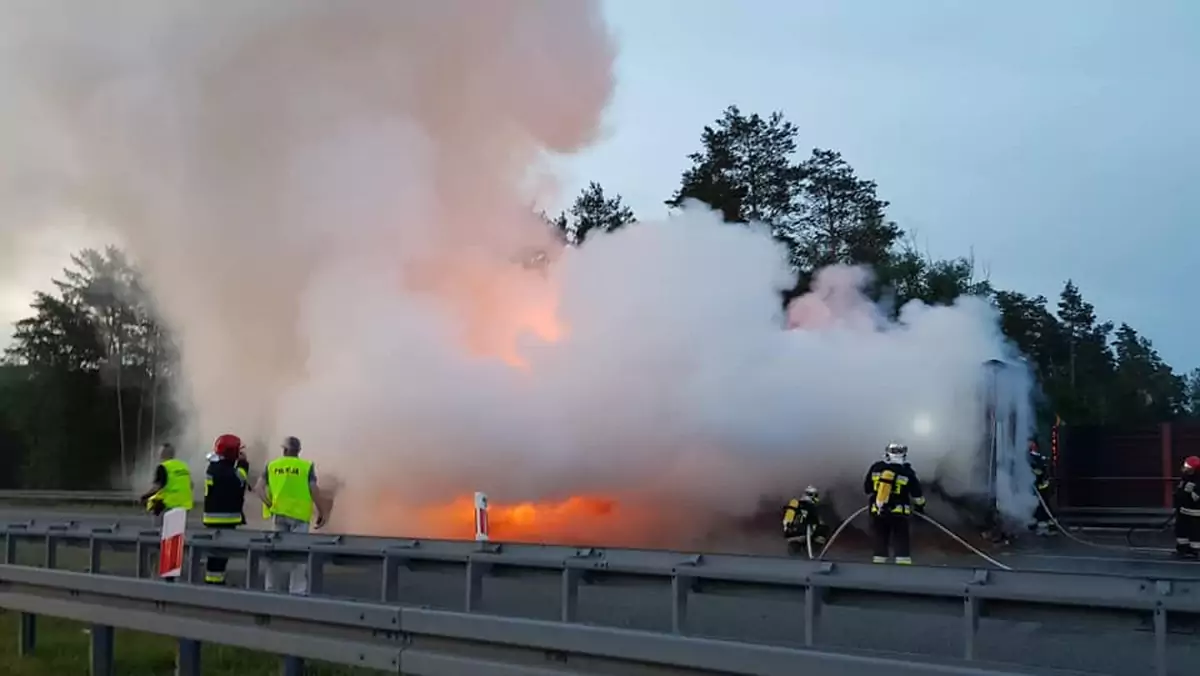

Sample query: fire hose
[1033,490,1175,555]
[814,505,1014,571]
[1127,512,1176,548]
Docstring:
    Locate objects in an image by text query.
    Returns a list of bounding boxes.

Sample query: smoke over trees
[0,105,1194,490]
[1,246,178,488]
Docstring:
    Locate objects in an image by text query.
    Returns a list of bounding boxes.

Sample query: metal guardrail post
[1153,579,1172,676]
[177,638,202,676]
[281,656,304,676]
[803,585,821,646]
[87,537,102,574]
[560,568,581,622]
[307,551,325,596]
[670,573,688,634]
[380,553,399,603]
[134,541,147,579]
[245,547,262,590]
[963,569,987,660]
[89,624,115,676]
[2,532,15,564]
[44,535,57,569]
[185,545,203,584]
[804,561,830,647]
[464,558,486,612]
[18,612,36,656]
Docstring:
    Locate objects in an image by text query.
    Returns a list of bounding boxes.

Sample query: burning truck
[720,357,1038,553]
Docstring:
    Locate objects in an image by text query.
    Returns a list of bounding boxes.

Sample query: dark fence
[1056,421,1200,509]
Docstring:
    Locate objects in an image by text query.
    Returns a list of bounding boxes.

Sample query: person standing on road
[863,443,925,565]
[1028,439,1054,536]
[255,436,327,595]
[139,443,193,521]
[201,434,251,585]
[1174,456,1200,559]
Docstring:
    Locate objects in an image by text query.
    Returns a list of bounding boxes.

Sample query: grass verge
[0,611,381,675]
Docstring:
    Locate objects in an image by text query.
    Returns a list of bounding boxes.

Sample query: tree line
[547,106,1200,430]
[2,105,1197,489]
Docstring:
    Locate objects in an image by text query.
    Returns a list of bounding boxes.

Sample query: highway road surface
[3,506,1200,675]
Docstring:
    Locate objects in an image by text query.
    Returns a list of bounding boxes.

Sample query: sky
[554,0,1200,371]
[2,0,1198,372]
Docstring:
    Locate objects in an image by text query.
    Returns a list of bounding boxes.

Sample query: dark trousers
[204,523,238,584]
[1176,513,1200,556]
[871,513,911,562]
[1033,488,1052,525]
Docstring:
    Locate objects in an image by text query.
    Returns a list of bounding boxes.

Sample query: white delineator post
[474,492,489,542]
[159,507,187,579]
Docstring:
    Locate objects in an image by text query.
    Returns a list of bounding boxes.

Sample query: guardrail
[0,490,140,507]
[1054,506,1174,529]
[0,563,1070,676]
[2,519,1198,676]
[0,489,1174,529]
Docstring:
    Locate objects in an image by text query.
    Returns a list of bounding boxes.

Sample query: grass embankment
[0,611,381,676]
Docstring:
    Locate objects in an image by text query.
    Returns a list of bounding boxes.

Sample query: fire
[493,296,564,370]
[414,493,655,546]
[400,249,567,370]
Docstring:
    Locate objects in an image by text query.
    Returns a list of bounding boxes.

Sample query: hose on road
[1125,511,1176,549]
[814,504,1012,571]
[815,505,866,561]
[1034,490,1175,556]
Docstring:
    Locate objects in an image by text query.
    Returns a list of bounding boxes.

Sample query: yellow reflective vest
[155,458,194,510]
[264,456,314,523]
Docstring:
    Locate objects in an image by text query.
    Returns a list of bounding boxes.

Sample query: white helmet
[885,442,908,464]
[803,485,819,500]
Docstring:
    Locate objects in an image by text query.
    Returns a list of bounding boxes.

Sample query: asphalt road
[3,506,1200,675]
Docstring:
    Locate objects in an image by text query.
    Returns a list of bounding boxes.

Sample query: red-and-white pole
[159,507,187,579]
[474,492,489,542]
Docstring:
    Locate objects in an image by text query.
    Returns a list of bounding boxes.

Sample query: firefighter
[1029,439,1054,536]
[782,486,829,556]
[139,443,193,520]
[863,442,925,565]
[1174,456,1200,559]
[202,434,251,585]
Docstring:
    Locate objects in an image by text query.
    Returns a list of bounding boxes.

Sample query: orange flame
[412,493,661,546]
[401,251,566,370]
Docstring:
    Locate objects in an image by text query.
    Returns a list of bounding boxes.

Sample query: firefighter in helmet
[201,433,251,585]
[782,486,830,557]
[863,442,925,565]
[1174,456,1200,559]
[1029,439,1054,536]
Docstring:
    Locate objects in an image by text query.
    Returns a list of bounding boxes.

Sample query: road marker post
[159,508,186,579]
[474,492,489,542]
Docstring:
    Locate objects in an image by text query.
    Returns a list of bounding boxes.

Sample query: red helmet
[1183,456,1200,473]
[213,433,244,460]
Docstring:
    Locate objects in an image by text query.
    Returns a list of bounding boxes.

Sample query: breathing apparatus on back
[874,442,908,509]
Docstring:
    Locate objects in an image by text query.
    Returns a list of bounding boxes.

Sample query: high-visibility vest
[156,458,194,510]
[265,456,314,523]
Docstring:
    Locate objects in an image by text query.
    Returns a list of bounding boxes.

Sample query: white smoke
[0,1,1036,545]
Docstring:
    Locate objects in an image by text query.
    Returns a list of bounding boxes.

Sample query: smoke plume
[0,1,1036,547]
